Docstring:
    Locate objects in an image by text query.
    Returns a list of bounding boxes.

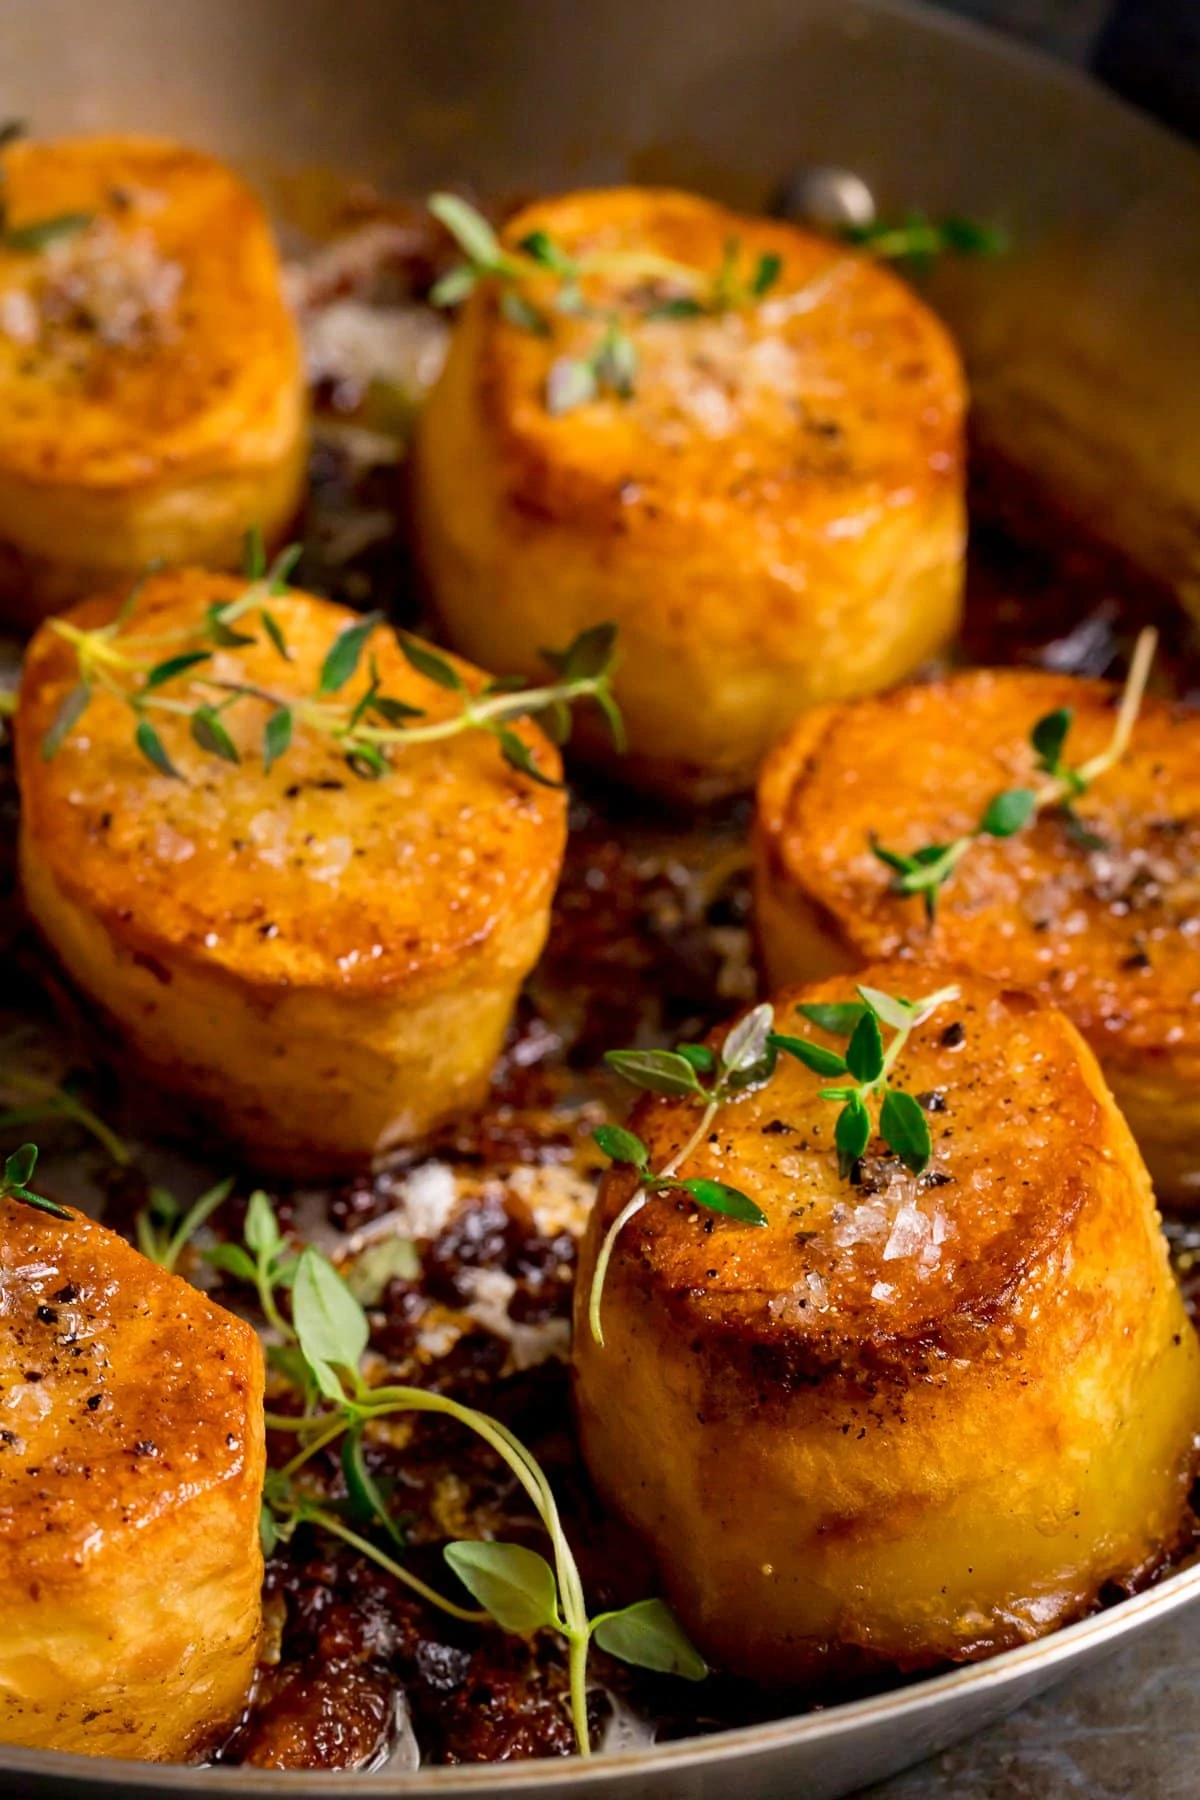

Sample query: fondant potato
[755,667,1200,1206]
[15,570,566,1173]
[574,967,1200,1684]
[0,134,306,624]
[414,186,965,800]
[0,1196,264,1758]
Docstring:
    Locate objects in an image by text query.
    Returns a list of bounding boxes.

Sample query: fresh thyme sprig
[842,211,1008,274]
[772,984,959,1181]
[0,1066,130,1165]
[587,1004,777,1346]
[240,1214,705,1756]
[0,1141,68,1218]
[546,317,638,415]
[135,1176,235,1273]
[43,534,624,786]
[428,193,783,415]
[870,628,1157,921]
[32,1158,703,1754]
[0,120,92,251]
[202,1187,298,1337]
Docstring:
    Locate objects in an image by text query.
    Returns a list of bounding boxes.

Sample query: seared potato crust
[413,186,966,800]
[573,967,1200,1685]
[0,135,306,623]
[755,669,1200,1206]
[16,570,566,1173]
[0,1197,264,1758]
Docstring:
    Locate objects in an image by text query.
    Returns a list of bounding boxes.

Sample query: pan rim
[4,1559,1199,1790]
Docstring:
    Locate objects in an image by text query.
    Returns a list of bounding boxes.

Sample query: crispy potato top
[0,1196,262,1584]
[599,966,1120,1381]
[16,570,566,990]
[0,134,302,488]
[471,186,963,532]
[759,669,1200,1056]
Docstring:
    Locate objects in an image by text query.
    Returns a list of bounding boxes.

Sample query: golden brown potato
[573,967,1200,1686]
[0,1195,264,1758]
[413,186,966,801]
[755,668,1200,1207]
[0,134,306,625]
[15,570,566,1175]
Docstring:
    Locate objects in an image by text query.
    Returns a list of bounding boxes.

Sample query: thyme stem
[1073,626,1157,790]
[0,1068,130,1165]
[873,626,1158,918]
[587,1096,720,1348]
[45,589,622,787]
[277,1381,598,1756]
[300,1506,489,1625]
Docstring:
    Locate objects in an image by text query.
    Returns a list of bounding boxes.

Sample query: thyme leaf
[870,628,1157,921]
[259,609,292,661]
[0,1142,69,1218]
[428,192,791,411]
[136,1176,234,1271]
[843,211,1008,273]
[591,1598,707,1680]
[397,635,465,691]
[45,574,624,789]
[242,1202,705,1758]
[3,211,92,252]
[41,682,91,760]
[774,983,959,1183]
[444,1541,561,1635]
[589,1005,776,1343]
[262,706,293,772]
[318,611,384,695]
[134,718,182,780]
[190,705,240,764]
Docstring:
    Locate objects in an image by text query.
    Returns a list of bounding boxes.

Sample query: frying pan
[2,1,1199,1794]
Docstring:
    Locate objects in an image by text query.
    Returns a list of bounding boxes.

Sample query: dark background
[943,0,1200,139]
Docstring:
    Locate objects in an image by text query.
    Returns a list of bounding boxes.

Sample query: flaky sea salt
[831,1196,892,1248]
[882,1199,932,1263]
[396,1162,458,1240]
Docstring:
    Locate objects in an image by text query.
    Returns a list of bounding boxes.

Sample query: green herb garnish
[547,317,638,415]
[871,627,1157,920]
[587,1004,776,1346]
[135,1176,234,1272]
[772,983,959,1180]
[0,1066,130,1165]
[43,533,624,787]
[842,211,1008,274]
[0,120,93,252]
[429,193,786,413]
[7,1127,708,1748]
[228,1199,708,1757]
[0,1142,69,1218]
[202,1187,297,1335]
[3,211,92,253]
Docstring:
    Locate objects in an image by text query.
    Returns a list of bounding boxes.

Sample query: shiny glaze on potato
[755,668,1200,1206]
[573,966,1200,1685]
[0,135,306,623]
[414,186,965,800]
[15,570,566,1173]
[0,1197,264,1758]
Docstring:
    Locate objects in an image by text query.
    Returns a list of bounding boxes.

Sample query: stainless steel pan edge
[6,1562,1200,1798]
[1,0,1199,1793]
